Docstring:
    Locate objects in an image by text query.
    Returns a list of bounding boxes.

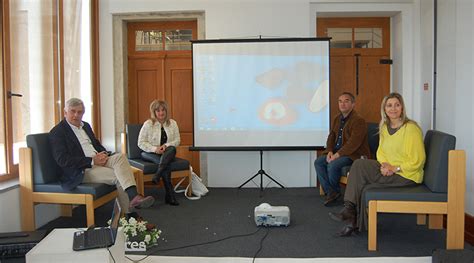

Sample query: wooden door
[127,21,200,173]
[317,17,391,123]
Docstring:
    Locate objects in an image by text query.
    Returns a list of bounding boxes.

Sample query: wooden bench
[19,133,118,230]
[365,130,465,251]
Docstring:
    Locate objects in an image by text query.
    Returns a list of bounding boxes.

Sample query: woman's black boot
[162,173,179,206]
[338,216,358,237]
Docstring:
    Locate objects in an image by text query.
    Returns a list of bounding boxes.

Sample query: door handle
[7,91,23,98]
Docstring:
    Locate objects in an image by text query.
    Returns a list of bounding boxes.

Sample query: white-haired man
[49,98,154,216]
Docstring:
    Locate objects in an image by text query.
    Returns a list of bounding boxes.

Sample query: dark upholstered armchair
[19,133,118,231]
[366,130,466,251]
[121,124,191,195]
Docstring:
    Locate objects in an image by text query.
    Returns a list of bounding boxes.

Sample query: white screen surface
[193,39,330,149]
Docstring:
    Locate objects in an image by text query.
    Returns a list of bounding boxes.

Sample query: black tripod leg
[238,172,260,188]
[262,171,285,188]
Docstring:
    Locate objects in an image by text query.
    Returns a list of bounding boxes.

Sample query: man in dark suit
[49,98,154,215]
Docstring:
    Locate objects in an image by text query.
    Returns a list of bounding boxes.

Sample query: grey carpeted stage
[40,187,470,258]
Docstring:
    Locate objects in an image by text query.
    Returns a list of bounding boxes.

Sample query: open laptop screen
[109,198,121,243]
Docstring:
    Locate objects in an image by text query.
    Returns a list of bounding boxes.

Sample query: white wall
[99,0,422,188]
[0,186,60,232]
[0,187,21,232]
[418,0,434,133]
[436,0,474,213]
[98,0,473,214]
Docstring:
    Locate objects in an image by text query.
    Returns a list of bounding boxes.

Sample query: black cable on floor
[252,227,270,263]
[107,245,116,263]
[126,227,263,262]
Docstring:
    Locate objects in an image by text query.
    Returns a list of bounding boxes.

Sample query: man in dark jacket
[49,98,154,215]
[315,92,370,206]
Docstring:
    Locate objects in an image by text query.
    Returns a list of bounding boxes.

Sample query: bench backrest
[26,133,60,184]
[423,130,456,193]
[125,124,143,159]
[367,122,379,159]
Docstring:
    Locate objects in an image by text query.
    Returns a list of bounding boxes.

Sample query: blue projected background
[193,40,330,148]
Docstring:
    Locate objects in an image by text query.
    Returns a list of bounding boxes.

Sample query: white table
[26,228,124,263]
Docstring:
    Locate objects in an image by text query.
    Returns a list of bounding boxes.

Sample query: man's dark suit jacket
[49,119,107,191]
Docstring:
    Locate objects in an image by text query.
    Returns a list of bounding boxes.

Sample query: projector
[254,203,290,226]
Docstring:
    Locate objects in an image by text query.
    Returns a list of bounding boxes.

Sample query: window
[326,27,384,49]
[132,23,194,52]
[63,0,93,123]
[354,28,383,48]
[0,0,98,181]
[327,28,352,48]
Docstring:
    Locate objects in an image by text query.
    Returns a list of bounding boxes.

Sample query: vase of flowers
[112,217,162,248]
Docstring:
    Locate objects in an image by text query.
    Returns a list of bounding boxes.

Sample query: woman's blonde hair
[379,92,412,130]
[149,100,170,126]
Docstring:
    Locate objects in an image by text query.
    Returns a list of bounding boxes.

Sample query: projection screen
[192,38,330,150]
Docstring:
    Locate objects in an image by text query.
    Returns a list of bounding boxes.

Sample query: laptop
[72,198,121,251]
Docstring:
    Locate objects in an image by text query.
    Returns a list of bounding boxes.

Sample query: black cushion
[365,184,447,205]
[26,133,61,184]
[125,123,190,174]
[129,157,190,174]
[423,130,456,193]
[35,183,116,200]
[26,133,116,198]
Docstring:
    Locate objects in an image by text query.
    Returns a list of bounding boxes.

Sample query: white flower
[128,217,137,225]
[137,221,147,232]
[144,235,151,244]
[112,216,161,247]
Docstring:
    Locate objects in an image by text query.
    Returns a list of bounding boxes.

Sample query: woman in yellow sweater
[329,92,426,236]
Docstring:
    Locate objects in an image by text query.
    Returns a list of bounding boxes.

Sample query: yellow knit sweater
[376,121,426,183]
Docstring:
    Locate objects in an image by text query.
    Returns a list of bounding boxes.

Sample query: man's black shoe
[324,192,341,206]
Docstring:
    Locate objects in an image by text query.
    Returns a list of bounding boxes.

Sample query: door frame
[310,2,423,127]
[111,11,205,150]
[111,11,206,180]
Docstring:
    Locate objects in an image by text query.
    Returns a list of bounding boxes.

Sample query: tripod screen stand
[238,150,284,192]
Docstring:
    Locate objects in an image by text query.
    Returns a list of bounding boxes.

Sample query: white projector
[254,203,290,226]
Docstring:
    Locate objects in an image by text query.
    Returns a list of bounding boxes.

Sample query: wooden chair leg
[85,195,95,227]
[417,214,427,225]
[368,201,377,251]
[319,185,325,196]
[446,150,466,249]
[20,195,35,231]
[428,214,443,229]
[133,168,145,195]
[19,147,36,231]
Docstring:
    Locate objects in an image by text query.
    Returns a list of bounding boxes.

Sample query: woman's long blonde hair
[149,100,170,126]
[379,92,412,130]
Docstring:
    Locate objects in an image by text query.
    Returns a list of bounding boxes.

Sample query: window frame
[0,0,101,182]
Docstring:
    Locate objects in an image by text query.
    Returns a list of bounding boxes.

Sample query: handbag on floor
[174,166,209,200]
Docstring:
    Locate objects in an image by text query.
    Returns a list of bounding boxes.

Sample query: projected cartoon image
[255,61,328,126]
[310,79,329,113]
[258,98,297,126]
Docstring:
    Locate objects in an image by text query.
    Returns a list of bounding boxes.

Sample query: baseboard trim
[466,213,474,246]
